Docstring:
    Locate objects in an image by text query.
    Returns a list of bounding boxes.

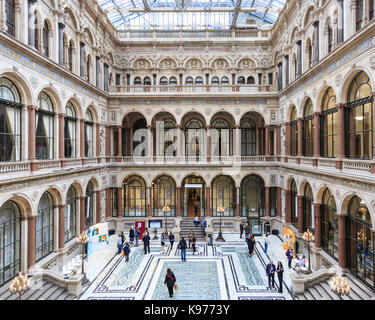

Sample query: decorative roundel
[32,191,38,201]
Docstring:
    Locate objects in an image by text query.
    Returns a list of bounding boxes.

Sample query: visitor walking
[248,234,256,257]
[161,232,166,251]
[178,237,187,262]
[129,227,135,244]
[164,268,177,298]
[244,222,250,239]
[122,241,131,262]
[266,259,276,288]
[194,201,199,216]
[135,227,140,247]
[239,221,244,238]
[192,235,197,255]
[169,232,175,251]
[264,233,270,255]
[188,230,194,248]
[286,248,294,269]
[276,261,284,293]
[117,233,123,254]
[201,218,206,236]
[194,216,200,227]
[142,231,151,254]
[120,231,125,243]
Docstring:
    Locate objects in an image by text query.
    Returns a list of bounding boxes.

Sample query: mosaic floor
[79,234,293,300]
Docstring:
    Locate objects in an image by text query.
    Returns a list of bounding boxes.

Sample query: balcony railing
[110,84,277,94]
[343,159,371,174]
[0,161,30,175]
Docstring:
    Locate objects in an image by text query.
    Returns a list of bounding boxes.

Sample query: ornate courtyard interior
[0,0,375,301]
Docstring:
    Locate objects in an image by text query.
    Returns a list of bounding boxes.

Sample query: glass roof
[97,0,286,30]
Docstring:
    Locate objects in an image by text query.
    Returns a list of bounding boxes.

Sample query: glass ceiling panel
[97,0,286,30]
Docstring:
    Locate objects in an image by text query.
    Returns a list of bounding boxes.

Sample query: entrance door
[186,188,201,217]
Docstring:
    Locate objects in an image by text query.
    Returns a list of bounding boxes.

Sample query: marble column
[337,103,346,169]
[176,125,182,158]
[265,125,270,157]
[58,22,65,65]
[337,0,344,43]
[206,187,211,217]
[117,187,123,218]
[80,119,85,158]
[285,190,291,224]
[80,42,85,77]
[58,113,65,167]
[297,196,304,234]
[313,112,321,165]
[276,125,281,158]
[80,196,86,233]
[265,187,270,217]
[95,190,101,224]
[147,125,153,158]
[27,216,36,271]
[105,125,111,161]
[297,40,302,76]
[285,123,291,157]
[338,214,347,269]
[147,187,152,217]
[177,187,181,217]
[236,187,240,217]
[313,21,320,62]
[116,126,122,162]
[58,204,65,251]
[28,105,38,171]
[314,203,322,249]
[235,125,240,161]
[277,187,282,218]
[297,118,303,157]
[206,125,211,162]
[105,188,111,219]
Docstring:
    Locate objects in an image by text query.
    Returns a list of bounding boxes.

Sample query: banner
[87,222,109,257]
[283,226,296,256]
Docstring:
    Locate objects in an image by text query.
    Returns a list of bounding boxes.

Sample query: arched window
[195,77,203,85]
[346,71,373,159]
[0,77,21,162]
[238,77,245,85]
[152,176,176,217]
[132,118,147,156]
[240,118,256,156]
[134,77,142,85]
[36,192,54,261]
[160,77,168,85]
[211,77,220,85]
[0,201,21,286]
[303,184,314,232]
[290,107,298,156]
[356,0,364,31]
[5,0,16,36]
[43,21,49,58]
[143,77,151,85]
[181,175,206,217]
[65,186,77,242]
[321,188,338,259]
[156,118,176,157]
[303,98,314,157]
[327,24,333,53]
[169,77,177,85]
[84,109,94,157]
[211,118,231,157]
[64,102,76,158]
[185,119,205,158]
[185,77,194,85]
[34,15,39,50]
[291,180,298,228]
[221,77,229,85]
[85,182,94,228]
[211,176,235,217]
[321,87,337,158]
[347,196,374,288]
[68,41,73,71]
[247,76,255,85]
[123,175,147,217]
[36,92,54,160]
[86,55,91,83]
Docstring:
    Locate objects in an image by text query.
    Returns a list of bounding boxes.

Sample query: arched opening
[36,91,54,160]
[290,106,298,156]
[5,0,16,37]
[160,77,168,85]
[321,188,338,259]
[211,118,231,157]
[181,175,206,217]
[85,181,94,228]
[303,98,314,157]
[0,200,21,286]
[143,77,151,86]
[134,77,142,85]
[303,183,314,232]
[65,185,77,242]
[0,77,22,162]
[43,21,49,58]
[185,77,194,85]
[195,77,203,85]
[152,176,176,217]
[290,179,298,229]
[346,71,373,160]
[153,114,176,157]
[122,113,147,157]
[211,77,220,85]
[247,76,255,85]
[64,101,76,158]
[321,87,337,158]
[183,114,206,160]
[169,77,177,85]
[123,175,147,217]
[36,192,54,261]
[240,112,265,156]
[211,176,235,217]
[347,195,374,288]
[84,109,94,157]
[238,77,245,85]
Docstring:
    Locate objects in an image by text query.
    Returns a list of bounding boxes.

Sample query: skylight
[97,0,286,30]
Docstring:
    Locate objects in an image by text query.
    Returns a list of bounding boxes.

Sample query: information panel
[87,222,109,257]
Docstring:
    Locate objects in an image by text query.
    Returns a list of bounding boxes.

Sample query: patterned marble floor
[79,233,293,300]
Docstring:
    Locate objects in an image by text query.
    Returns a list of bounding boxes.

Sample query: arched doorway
[152,176,176,217]
[240,175,265,235]
[291,179,298,229]
[347,196,374,288]
[36,192,54,261]
[181,175,206,217]
[321,188,338,260]
[211,176,235,217]
[303,183,314,232]
[123,175,147,217]
[85,181,94,228]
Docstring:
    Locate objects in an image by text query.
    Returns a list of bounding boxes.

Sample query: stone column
[314,203,322,249]
[285,123,291,157]
[363,0,369,26]
[116,126,122,162]
[105,188,111,219]
[297,118,303,157]
[297,196,304,234]
[285,190,291,224]
[297,40,302,76]
[96,123,101,162]
[58,22,65,65]
[117,187,123,218]
[58,113,66,167]
[27,216,36,271]
[338,0,344,43]
[206,125,211,162]
[95,190,101,224]
[235,125,240,161]
[313,112,320,166]
[265,187,270,217]
[105,125,111,162]
[80,196,86,233]
[147,187,152,217]
[236,187,240,217]
[265,125,270,157]
[206,187,211,217]
[313,21,320,63]
[337,103,346,169]
[276,125,281,158]
[338,214,347,269]
[177,187,181,217]
[58,204,65,251]
[147,125,153,159]
[79,42,85,77]
[28,105,38,171]
[176,125,182,159]
[80,119,85,158]
[277,187,282,218]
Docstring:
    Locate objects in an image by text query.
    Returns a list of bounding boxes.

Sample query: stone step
[297,294,306,300]
[17,281,55,300]
[47,287,67,300]
[319,281,341,300]
[303,289,315,300]
[36,284,62,300]
[307,286,323,299]
[312,283,335,300]
[64,294,76,300]
[345,275,375,299]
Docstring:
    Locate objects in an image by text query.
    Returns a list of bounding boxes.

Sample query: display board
[87,222,109,257]
[149,220,162,229]
[283,226,296,257]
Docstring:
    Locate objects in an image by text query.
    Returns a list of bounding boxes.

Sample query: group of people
[265,260,284,293]
[116,232,132,262]
[161,231,175,252]
[193,216,207,235]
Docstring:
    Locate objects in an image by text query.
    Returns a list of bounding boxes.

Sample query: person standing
[194,216,200,227]
[120,231,125,243]
[201,218,206,236]
[164,268,176,298]
[188,230,193,249]
[249,234,256,257]
[244,223,250,239]
[276,261,284,293]
[122,241,131,262]
[266,259,276,288]
[117,233,123,254]
[134,227,140,247]
[264,233,270,255]
[169,232,175,251]
[178,237,187,262]
[246,236,253,257]
[286,248,294,269]
[194,201,199,216]
[192,235,197,255]
[142,231,151,254]
[129,227,135,244]
[239,221,244,238]
[161,232,166,251]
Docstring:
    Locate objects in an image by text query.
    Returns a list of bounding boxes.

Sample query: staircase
[179,218,206,242]
[0,277,76,300]
[295,273,375,300]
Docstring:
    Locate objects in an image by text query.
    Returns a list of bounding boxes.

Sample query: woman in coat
[122,241,131,262]
[276,261,284,293]
[192,235,197,255]
[164,268,176,298]
[161,232,166,251]
[169,232,175,251]
[129,227,135,244]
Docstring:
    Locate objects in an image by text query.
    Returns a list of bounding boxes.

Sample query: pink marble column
[313,112,320,166]
[58,113,66,167]
[314,203,322,249]
[58,204,65,251]
[338,214,347,269]
[117,187,123,218]
[28,105,38,171]
[27,216,36,270]
[265,187,270,217]
[336,103,346,169]
[297,195,304,233]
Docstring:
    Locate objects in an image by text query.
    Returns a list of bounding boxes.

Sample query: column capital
[55,203,66,209]
[27,105,38,111]
[147,125,153,130]
[206,125,211,130]
[235,124,240,129]
[336,103,346,109]
[176,124,182,129]
[58,113,66,118]
[80,118,86,124]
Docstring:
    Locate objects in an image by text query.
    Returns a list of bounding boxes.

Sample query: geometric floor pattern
[79,236,293,300]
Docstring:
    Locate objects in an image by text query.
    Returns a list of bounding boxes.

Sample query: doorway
[181,175,206,217]
[186,187,201,217]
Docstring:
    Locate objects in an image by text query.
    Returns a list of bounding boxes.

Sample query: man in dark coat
[122,241,131,262]
[142,232,151,254]
[201,218,207,236]
[164,268,176,298]
[239,221,244,238]
[266,260,276,288]
[177,237,187,261]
